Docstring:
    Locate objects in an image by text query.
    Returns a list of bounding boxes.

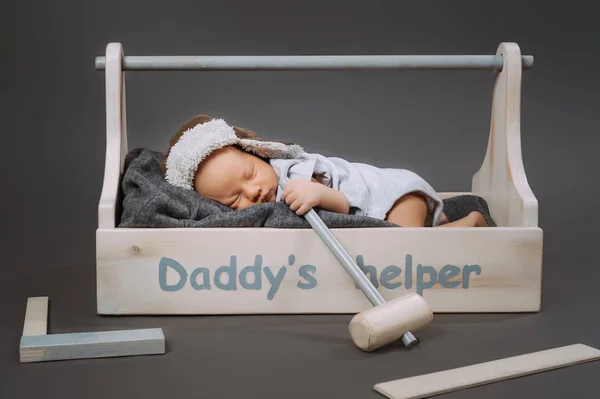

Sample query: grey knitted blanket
[117,148,496,228]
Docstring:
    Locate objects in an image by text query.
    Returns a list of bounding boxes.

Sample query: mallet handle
[278,177,418,348]
[305,209,385,306]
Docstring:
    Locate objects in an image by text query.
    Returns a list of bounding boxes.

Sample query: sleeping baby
[159,115,487,228]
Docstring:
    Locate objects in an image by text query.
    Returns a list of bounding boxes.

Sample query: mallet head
[348,292,433,352]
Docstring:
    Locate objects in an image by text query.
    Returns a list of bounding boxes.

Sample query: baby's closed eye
[247,164,256,179]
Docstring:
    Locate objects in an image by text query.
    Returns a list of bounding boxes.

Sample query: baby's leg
[385,193,487,227]
[438,211,449,225]
[385,193,430,227]
[435,211,487,227]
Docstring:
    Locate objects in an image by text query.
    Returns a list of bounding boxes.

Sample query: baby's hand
[281,179,324,216]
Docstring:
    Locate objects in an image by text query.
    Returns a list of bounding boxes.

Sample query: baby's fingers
[281,183,295,201]
[289,198,302,212]
[296,197,319,215]
[284,191,297,205]
[295,203,311,216]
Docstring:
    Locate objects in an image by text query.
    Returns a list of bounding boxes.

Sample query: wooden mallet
[279,177,433,352]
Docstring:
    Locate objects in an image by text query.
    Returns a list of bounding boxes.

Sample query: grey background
[1,0,599,397]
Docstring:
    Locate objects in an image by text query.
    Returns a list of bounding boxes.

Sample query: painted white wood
[98,42,128,229]
[22,297,48,336]
[96,226,542,314]
[19,297,165,363]
[94,42,543,316]
[20,328,165,363]
[472,43,538,227]
[373,343,600,399]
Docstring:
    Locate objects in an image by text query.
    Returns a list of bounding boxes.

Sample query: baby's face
[193,146,278,211]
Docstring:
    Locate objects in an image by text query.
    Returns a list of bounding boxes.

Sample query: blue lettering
[214,256,237,291]
[158,257,187,292]
[297,264,317,289]
[405,254,413,289]
[380,265,402,289]
[462,265,481,288]
[438,265,461,288]
[416,264,437,295]
[356,255,379,289]
[240,255,262,290]
[157,253,481,298]
[264,267,287,300]
[190,267,211,290]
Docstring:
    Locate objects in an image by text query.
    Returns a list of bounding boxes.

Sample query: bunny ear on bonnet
[160,114,304,190]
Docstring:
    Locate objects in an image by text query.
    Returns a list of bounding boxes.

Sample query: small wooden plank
[22,297,49,336]
[373,343,600,399]
[19,328,165,363]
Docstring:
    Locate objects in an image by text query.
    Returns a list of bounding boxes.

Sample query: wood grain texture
[98,42,128,229]
[96,226,542,314]
[22,297,48,336]
[19,328,165,363]
[373,344,600,399]
[95,42,542,316]
[472,42,538,227]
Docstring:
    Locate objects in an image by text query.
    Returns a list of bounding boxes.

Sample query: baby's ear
[233,126,297,146]
[233,126,263,141]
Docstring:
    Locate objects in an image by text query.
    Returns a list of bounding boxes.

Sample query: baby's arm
[281,178,350,216]
[312,177,350,214]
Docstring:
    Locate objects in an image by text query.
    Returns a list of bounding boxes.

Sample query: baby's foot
[468,211,488,227]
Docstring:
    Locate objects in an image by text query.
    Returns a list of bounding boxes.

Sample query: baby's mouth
[264,188,276,203]
[261,189,273,203]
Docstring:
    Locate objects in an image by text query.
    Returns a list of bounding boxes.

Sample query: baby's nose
[247,185,261,201]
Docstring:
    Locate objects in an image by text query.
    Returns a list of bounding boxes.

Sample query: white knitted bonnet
[161,115,304,190]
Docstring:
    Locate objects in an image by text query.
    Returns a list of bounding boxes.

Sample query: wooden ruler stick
[374,343,600,399]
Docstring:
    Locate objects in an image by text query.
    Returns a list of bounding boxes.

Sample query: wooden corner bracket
[19,296,165,363]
